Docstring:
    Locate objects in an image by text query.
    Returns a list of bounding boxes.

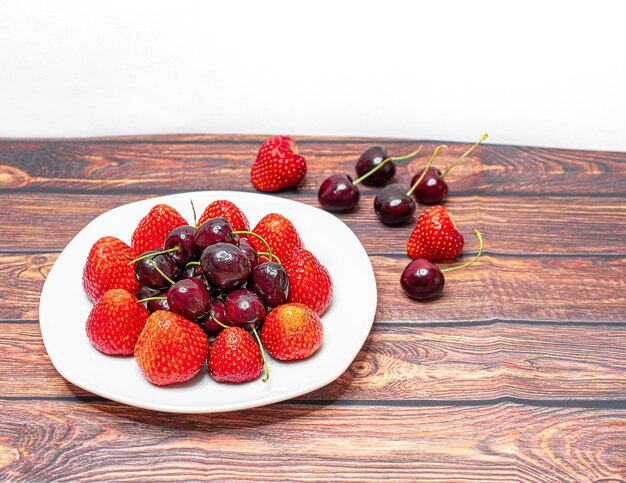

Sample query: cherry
[137,285,158,300]
[200,242,251,290]
[374,145,446,225]
[318,145,423,212]
[164,225,197,267]
[401,230,484,300]
[146,289,170,313]
[195,217,236,255]
[200,297,228,335]
[224,289,266,328]
[134,250,180,289]
[248,261,289,307]
[411,134,488,204]
[167,278,211,321]
[355,145,423,187]
[238,238,259,269]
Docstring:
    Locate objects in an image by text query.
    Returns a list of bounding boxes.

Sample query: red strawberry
[407,205,465,260]
[260,303,323,361]
[83,236,139,303]
[250,213,304,263]
[86,289,149,355]
[208,326,264,383]
[251,136,307,192]
[283,248,333,316]
[197,200,250,232]
[131,204,188,254]
[134,310,209,386]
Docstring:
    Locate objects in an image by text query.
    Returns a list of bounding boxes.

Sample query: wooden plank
[1,139,625,195]
[2,253,624,323]
[2,323,626,401]
[1,193,625,255]
[0,400,624,481]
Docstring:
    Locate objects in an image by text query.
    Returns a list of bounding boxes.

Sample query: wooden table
[1,135,625,481]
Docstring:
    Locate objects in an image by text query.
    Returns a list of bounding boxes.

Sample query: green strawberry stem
[441,133,488,178]
[406,145,447,197]
[441,230,484,273]
[128,247,180,265]
[149,259,175,285]
[233,231,274,262]
[210,314,230,330]
[185,261,201,268]
[136,296,167,303]
[190,199,198,227]
[257,252,282,264]
[353,145,423,186]
[249,324,270,383]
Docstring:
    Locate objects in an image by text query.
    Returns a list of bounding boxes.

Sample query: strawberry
[250,213,303,263]
[197,200,250,232]
[208,326,264,383]
[283,248,333,316]
[251,136,307,192]
[86,289,149,355]
[260,303,323,361]
[83,236,139,303]
[131,204,188,254]
[134,310,209,386]
[407,205,465,260]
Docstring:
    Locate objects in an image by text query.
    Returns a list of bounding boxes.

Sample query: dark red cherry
[410,167,448,204]
[164,225,197,267]
[167,278,211,321]
[318,174,360,212]
[147,289,171,313]
[200,297,229,335]
[238,238,259,269]
[137,285,158,300]
[134,250,180,289]
[374,183,416,225]
[200,242,251,290]
[248,261,289,307]
[355,145,394,186]
[195,217,236,254]
[401,259,445,300]
[224,289,266,328]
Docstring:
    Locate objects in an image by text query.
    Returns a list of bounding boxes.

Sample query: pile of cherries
[134,217,288,336]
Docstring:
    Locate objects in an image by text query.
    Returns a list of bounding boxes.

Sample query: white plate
[39,191,377,413]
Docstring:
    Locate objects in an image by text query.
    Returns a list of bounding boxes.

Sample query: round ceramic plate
[39,191,377,413]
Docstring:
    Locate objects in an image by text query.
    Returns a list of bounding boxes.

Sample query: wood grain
[2,253,624,323]
[2,323,625,401]
[1,138,625,195]
[0,400,624,481]
[1,193,625,255]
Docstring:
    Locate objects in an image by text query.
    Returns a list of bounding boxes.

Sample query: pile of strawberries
[82,200,332,386]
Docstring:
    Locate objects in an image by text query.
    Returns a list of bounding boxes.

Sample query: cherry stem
[406,145,447,197]
[441,230,484,273]
[128,247,180,265]
[249,324,270,383]
[185,261,201,268]
[232,231,273,262]
[353,145,423,186]
[441,133,488,178]
[136,296,167,303]
[210,314,230,330]
[257,252,282,265]
[190,199,198,227]
[149,259,175,285]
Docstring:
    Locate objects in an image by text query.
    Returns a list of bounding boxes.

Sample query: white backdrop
[1,0,625,151]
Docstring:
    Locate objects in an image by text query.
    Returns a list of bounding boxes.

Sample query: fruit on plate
[248,261,289,307]
[131,204,188,254]
[134,310,209,386]
[402,230,484,300]
[261,303,323,361]
[249,213,303,263]
[163,225,197,267]
[83,236,140,302]
[86,289,149,355]
[198,200,250,232]
[195,217,237,254]
[407,205,465,260]
[167,278,211,321]
[410,134,488,204]
[209,326,265,383]
[133,249,181,289]
[200,242,252,290]
[283,247,333,316]
[251,136,307,192]
[224,288,266,328]
[373,145,446,225]
[355,144,424,187]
